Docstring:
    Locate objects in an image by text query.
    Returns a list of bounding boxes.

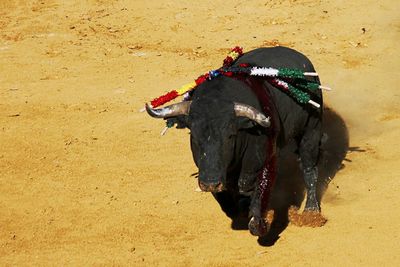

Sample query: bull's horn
[145,101,191,118]
[234,102,271,128]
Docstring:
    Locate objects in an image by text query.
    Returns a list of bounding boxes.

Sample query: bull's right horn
[233,102,271,128]
[145,101,191,119]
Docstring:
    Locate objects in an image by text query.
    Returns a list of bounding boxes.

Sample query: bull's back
[235,46,315,71]
[235,46,323,145]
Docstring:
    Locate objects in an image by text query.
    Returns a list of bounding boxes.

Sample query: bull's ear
[166,116,190,129]
[236,117,258,130]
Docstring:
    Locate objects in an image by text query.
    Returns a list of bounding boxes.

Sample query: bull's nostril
[198,182,207,192]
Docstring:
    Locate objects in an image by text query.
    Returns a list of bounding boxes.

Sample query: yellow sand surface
[1,1,399,266]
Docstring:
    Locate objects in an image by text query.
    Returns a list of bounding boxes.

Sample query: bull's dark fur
[172,46,322,237]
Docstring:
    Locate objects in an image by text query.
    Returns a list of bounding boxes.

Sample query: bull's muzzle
[198,181,224,193]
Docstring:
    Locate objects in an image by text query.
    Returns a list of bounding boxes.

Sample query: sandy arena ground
[1,0,399,266]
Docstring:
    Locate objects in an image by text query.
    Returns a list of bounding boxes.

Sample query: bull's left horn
[233,102,270,128]
[145,101,191,119]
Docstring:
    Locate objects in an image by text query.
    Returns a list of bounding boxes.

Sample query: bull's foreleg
[245,137,277,237]
[237,134,277,236]
[248,154,277,236]
[237,135,266,197]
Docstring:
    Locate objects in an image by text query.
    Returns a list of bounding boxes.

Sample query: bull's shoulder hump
[242,46,306,58]
[235,46,315,71]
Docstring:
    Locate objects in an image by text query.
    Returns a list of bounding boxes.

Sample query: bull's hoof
[248,216,269,236]
[304,198,321,212]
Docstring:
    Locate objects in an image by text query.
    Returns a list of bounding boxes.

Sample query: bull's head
[146,99,270,193]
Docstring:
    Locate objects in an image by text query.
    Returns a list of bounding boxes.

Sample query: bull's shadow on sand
[237,106,349,246]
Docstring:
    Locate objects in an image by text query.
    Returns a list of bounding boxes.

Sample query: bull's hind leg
[298,121,322,211]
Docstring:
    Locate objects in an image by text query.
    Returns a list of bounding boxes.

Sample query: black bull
[146,46,323,237]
